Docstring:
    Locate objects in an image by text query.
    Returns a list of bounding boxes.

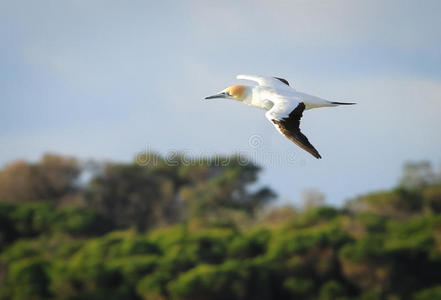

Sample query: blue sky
[1,0,441,205]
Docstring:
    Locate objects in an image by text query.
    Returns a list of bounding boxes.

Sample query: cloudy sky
[1,0,440,205]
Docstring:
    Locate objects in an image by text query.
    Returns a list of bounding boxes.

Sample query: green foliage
[180,155,276,220]
[228,228,270,259]
[289,206,340,228]
[347,189,423,218]
[357,291,382,300]
[55,206,114,236]
[168,261,248,300]
[1,156,441,300]
[1,205,441,300]
[413,286,441,300]
[340,234,385,262]
[319,281,347,300]
[283,277,314,296]
[7,202,58,237]
[422,184,441,213]
[354,212,387,233]
[137,272,171,299]
[85,154,274,230]
[1,258,51,300]
[385,215,440,253]
[268,223,352,262]
[85,163,177,230]
[0,202,112,248]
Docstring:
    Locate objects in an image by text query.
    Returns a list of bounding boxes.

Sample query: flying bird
[205,75,355,159]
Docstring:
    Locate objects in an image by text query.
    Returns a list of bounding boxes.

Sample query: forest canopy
[0,154,441,300]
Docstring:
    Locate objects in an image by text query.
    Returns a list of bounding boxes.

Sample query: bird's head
[205,85,248,101]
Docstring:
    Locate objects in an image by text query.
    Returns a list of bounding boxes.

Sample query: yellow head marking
[225,85,246,100]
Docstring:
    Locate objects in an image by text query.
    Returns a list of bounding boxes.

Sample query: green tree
[180,156,275,220]
[2,259,51,300]
[85,162,179,230]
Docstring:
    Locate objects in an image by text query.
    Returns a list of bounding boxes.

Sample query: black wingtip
[307,148,322,159]
[273,77,290,86]
[331,101,356,105]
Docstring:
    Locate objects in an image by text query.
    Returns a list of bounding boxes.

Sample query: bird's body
[205,75,355,159]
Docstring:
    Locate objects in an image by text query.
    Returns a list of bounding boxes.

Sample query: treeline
[0,153,275,232]
[0,154,441,300]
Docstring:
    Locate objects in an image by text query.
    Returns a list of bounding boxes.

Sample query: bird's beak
[204,92,227,100]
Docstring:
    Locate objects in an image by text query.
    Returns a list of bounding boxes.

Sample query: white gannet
[205,74,355,159]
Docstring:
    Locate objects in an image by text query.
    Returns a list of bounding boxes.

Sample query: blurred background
[1,1,441,300]
[2,0,440,204]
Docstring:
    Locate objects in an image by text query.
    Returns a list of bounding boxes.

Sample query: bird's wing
[237,74,293,88]
[265,98,322,159]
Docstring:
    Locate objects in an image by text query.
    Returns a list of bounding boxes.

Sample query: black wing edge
[273,77,290,86]
[272,103,322,159]
[331,101,356,105]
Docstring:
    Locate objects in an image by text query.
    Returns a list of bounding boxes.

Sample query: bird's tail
[330,101,356,105]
